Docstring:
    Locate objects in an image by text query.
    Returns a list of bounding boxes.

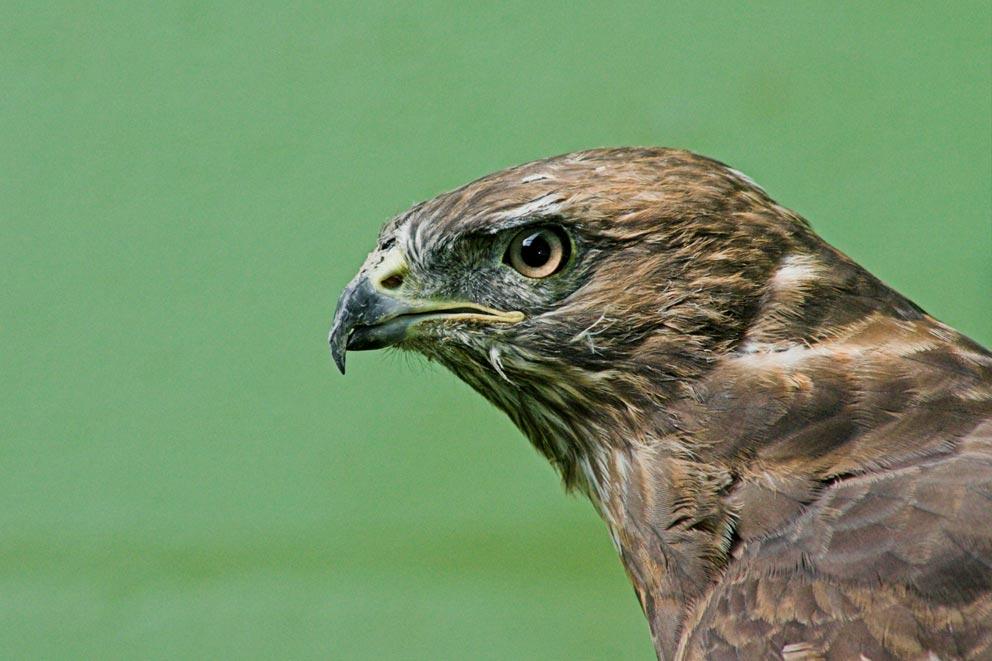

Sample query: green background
[3,2,990,659]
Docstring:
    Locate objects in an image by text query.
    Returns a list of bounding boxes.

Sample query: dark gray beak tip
[328,320,349,375]
[328,286,354,375]
[331,344,346,375]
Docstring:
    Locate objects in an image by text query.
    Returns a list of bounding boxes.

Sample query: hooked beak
[328,252,523,374]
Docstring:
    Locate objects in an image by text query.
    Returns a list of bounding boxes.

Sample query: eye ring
[504,225,570,278]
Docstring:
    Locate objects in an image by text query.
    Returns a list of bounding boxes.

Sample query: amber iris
[505,226,569,278]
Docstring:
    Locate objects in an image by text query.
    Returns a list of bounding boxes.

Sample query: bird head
[328,147,919,489]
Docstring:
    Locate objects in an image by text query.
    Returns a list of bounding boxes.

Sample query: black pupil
[520,232,551,267]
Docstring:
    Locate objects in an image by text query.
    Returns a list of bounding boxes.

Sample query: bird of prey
[328,148,992,660]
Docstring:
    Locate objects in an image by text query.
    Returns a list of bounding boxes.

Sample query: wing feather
[677,319,992,659]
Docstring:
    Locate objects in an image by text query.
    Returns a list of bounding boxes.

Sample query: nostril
[380,273,404,290]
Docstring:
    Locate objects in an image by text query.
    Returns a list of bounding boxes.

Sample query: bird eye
[504,225,570,278]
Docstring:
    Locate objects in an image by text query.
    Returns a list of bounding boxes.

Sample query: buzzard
[328,148,992,660]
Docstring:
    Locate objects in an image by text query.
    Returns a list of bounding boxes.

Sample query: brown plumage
[329,148,992,660]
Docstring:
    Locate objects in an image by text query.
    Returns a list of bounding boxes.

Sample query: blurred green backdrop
[3,2,990,659]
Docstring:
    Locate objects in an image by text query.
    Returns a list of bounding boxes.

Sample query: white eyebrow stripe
[394,218,411,247]
[393,218,422,264]
[495,192,564,219]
